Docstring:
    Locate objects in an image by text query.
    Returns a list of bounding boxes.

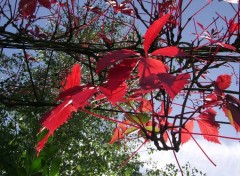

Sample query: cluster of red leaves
[36,13,192,154]
[18,0,54,17]
[36,10,240,164]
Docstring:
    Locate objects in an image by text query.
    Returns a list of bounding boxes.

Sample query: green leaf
[145,126,160,133]
[49,158,61,176]
[46,145,58,157]
[29,156,44,174]
[127,113,150,125]
[37,128,49,142]
[124,127,138,134]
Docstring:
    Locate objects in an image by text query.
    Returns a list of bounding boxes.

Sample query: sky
[139,138,240,175]
[136,1,240,175]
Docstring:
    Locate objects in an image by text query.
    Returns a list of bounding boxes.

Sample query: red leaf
[151,46,187,57]
[158,101,172,116]
[57,86,85,101]
[229,20,239,34]
[99,82,127,105]
[38,0,51,8]
[71,87,97,109]
[36,130,51,156]
[158,73,190,100]
[139,99,152,112]
[62,64,81,91]
[138,58,168,90]
[41,100,77,133]
[138,58,167,79]
[203,93,221,108]
[197,109,220,143]
[181,120,194,144]
[143,13,171,54]
[217,43,236,51]
[107,59,137,91]
[215,74,231,90]
[18,0,37,17]
[197,22,205,31]
[109,127,124,144]
[96,49,138,73]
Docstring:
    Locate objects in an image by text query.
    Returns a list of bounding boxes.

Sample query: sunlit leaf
[61,64,81,91]
[143,13,171,53]
[127,113,151,125]
[197,109,220,143]
[124,127,138,135]
[151,46,187,57]
[181,120,194,144]
[109,127,124,144]
[145,126,160,133]
[96,49,138,73]
[71,87,97,109]
[99,82,127,105]
[159,73,190,99]
[138,58,168,77]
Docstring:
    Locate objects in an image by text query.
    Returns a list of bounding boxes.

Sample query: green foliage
[145,163,207,176]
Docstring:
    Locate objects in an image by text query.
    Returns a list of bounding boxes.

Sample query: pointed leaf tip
[143,13,171,54]
[62,64,81,91]
[181,120,194,144]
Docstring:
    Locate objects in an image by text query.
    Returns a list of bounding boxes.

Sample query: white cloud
[139,139,240,175]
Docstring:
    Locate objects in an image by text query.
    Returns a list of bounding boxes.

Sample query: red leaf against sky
[151,46,187,57]
[181,119,194,144]
[18,0,37,17]
[107,59,137,91]
[229,19,239,34]
[158,73,190,100]
[197,109,220,144]
[143,13,171,54]
[217,43,236,51]
[203,93,222,108]
[38,0,51,8]
[99,82,127,105]
[215,74,231,90]
[62,64,81,91]
[96,49,138,73]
